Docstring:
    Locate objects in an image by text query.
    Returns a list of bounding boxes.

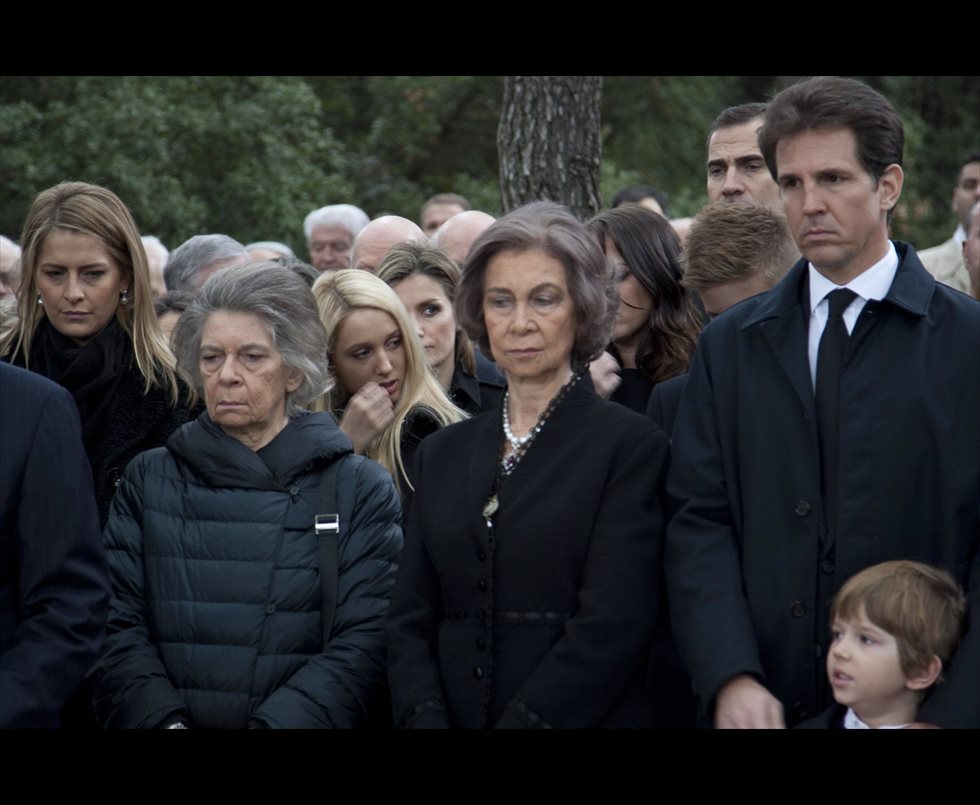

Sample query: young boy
[799,560,967,729]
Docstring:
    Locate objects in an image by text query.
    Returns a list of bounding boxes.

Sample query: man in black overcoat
[666,76,980,729]
[0,362,110,727]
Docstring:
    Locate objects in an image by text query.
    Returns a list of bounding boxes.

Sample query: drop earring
[36,294,43,306]
[121,289,129,304]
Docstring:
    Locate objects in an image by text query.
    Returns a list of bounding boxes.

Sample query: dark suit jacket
[646,373,688,438]
[665,243,980,728]
[386,374,672,728]
[795,703,846,729]
[0,363,109,728]
[450,358,504,416]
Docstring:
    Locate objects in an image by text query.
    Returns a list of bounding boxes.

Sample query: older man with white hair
[164,234,250,293]
[141,235,169,299]
[0,235,22,299]
[304,204,370,272]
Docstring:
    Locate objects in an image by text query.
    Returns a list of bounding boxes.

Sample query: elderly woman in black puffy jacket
[94,264,403,729]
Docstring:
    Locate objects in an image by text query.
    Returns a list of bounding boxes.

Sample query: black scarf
[26,317,132,456]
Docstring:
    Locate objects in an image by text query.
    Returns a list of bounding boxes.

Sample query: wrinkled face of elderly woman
[483,249,576,386]
[199,311,302,449]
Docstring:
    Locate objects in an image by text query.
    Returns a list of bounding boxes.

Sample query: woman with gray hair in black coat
[94,263,402,729]
[385,202,674,728]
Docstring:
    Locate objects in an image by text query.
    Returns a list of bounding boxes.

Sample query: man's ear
[879,163,904,213]
[906,654,942,691]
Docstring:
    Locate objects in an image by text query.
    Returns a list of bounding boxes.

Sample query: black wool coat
[665,243,980,728]
[386,375,671,728]
[90,367,196,528]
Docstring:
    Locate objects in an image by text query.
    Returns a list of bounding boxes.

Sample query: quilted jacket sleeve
[249,458,403,728]
[93,452,188,729]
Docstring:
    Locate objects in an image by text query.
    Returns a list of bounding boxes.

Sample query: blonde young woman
[313,268,466,496]
[1,181,191,527]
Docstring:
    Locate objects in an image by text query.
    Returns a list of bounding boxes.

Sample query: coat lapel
[743,261,816,416]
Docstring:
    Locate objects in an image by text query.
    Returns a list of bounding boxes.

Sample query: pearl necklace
[502,394,537,450]
[484,372,583,521]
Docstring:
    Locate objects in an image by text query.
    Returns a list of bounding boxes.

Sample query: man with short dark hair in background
[705,103,781,209]
[919,154,980,294]
[419,193,470,236]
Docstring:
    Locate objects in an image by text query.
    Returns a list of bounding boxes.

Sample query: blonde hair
[313,269,466,489]
[1,182,180,403]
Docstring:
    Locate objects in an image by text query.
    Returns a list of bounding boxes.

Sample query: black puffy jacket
[94,412,402,729]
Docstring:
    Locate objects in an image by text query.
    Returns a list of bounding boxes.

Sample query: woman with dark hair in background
[376,242,503,416]
[587,205,704,413]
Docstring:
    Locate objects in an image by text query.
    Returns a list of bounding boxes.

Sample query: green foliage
[3,76,975,256]
[1,76,348,253]
[307,76,503,218]
[601,76,741,217]
[865,75,980,247]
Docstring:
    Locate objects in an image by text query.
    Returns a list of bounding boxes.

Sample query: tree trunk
[497,76,602,219]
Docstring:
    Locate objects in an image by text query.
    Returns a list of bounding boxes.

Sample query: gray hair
[171,262,331,415]
[141,235,169,267]
[272,256,319,288]
[457,201,617,372]
[246,240,295,258]
[303,204,370,241]
[164,234,250,292]
[0,234,22,263]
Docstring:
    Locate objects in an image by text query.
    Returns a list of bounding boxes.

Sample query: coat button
[475,638,486,651]
[821,559,835,574]
[266,604,276,614]
[478,579,488,591]
[794,500,810,517]
[473,666,484,680]
[476,549,487,561]
[790,601,806,618]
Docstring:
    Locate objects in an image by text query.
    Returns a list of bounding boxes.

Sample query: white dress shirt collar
[806,242,900,387]
[808,240,899,316]
[844,707,911,730]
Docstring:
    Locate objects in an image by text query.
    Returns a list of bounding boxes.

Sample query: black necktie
[816,288,857,545]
